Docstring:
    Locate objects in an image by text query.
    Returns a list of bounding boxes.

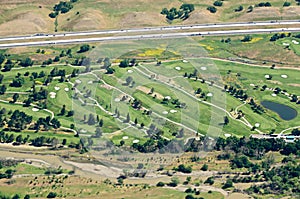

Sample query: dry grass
[1,0,300,36]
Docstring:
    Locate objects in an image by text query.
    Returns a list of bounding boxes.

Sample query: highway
[0,27,300,49]
[0,19,300,42]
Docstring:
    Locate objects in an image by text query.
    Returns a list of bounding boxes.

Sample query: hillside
[1,0,300,36]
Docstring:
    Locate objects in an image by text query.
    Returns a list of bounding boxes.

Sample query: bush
[78,44,90,53]
[222,179,233,189]
[213,1,223,6]
[47,192,57,198]
[156,181,165,187]
[283,2,291,6]
[200,164,208,171]
[207,6,217,13]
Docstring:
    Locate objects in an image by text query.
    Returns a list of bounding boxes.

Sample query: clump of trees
[49,0,78,18]
[256,2,272,7]
[161,4,195,21]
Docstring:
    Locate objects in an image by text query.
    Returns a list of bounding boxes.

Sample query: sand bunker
[175,66,181,71]
[32,108,39,112]
[162,111,168,115]
[281,74,288,78]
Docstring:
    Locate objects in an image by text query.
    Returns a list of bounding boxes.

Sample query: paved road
[0,19,300,42]
[1,27,300,49]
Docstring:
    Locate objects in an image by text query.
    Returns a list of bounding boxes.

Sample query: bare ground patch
[136,85,164,99]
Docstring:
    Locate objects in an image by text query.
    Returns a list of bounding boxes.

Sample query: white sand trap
[54,87,60,91]
[75,79,82,84]
[182,60,188,63]
[162,111,168,115]
[282,42,289,46]
[114,98,120,102]
[133,139,139,144]
[200,67,207,71]
[50,92,56,95]
[50,95,56,99]
[272,93,277,97]
[164,96,171,100]
[127,70,133,73]
[64,88,69,92]
[207,93,213,97]
[250,83,255,87]
[255,123,260,128]
[281,74,288,78]
[170,110,177,113]
[122,136,129,140]
[224,133,231,137]
[175,66,181,71]
[80,129,87,133]
[292,40,299,44]
[88,81,93,84]
[264,75,270,79]
[32,108,39,112]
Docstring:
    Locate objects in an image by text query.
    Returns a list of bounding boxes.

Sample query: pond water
[261,101,298,121]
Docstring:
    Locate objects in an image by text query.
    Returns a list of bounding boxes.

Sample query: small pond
[261,100,298,121]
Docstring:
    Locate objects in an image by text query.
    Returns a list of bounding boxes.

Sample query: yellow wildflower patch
[199,43,214,51]
[138,48,165,57]
[245,37,263,43]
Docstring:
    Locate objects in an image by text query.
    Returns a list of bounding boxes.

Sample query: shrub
[207,6,217,13]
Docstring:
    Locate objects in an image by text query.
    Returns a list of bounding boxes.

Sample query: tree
[125,113,130,123]
[207,6,217,13]
[213,1,223,6]
[47,192,57,198]
[99,118,103,127]
[87,114,96,125]
[222,179,233,189]
[62,139,67,145]
[283,1,291,6]
[95,127,102,138]
[176,164,192,173]
[224,116,229,125]
[134,118,138,126]
[0,85,6,95]
[67,110,74,117]
[201,164,208,171]
[12,93,19,103]
[19,58,33,67]
[204,177,214,185]
[235,5,243,12]
[169,177,179,187]
[60,105,66,116]
[0,74,4,84]
[119,59,129,68]
[241,35,252,42]
[125,76,133,86]
[78,44,90,53]
[156,181,165,187]
[12,194,20,199]
[24,195,30,199]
